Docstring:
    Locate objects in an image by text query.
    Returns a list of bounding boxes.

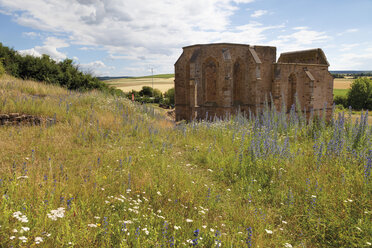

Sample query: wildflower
[366,242,371,245]
[13,229,18,233]
[282,221,288,224]
[227,188,231,192]
[186,219,193,223]
[202,225,207,229]
[47,207,65,221]
[265,229,273,234]
[19,236,27,242]
[207,169,213,172]
[284,243,293,248]
[17,176,29,179]
[193,229,200,237]
[10,236,16,240]
[35,236,43,244]
[174,225,181,230]
[210,228,215,233]
[21,226,30,232]
[311,195,317,198]
[157,191,162,196]
[142,227,149,235]
[88,224,98,227]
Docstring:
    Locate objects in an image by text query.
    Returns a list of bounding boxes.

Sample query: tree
[347,77,372,110]
[164,87,175,106]
[139,86,153,97]
[0,60,5,78]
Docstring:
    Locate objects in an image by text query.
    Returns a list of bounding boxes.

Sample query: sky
[0,0,371,76]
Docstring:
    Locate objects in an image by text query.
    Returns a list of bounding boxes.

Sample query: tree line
[0,43,124,96]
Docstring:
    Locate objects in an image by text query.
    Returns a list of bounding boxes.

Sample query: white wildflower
[157,191,162,196]
[13,229,18,233]
[19,236,27,242]
[282,221,288,224]
[284,243,293,248]
[21,226,30,232]
[311,195,317,198]
[142,228,149,235]
[47,207,65,221]
[186,219,193,223]
[366,241,371,245]
[35,236,43,244]
[208,169,213,172]
[227,188,231,192]
[88,224,98,227]
[10,236,16,240]
[17,176,29,179]
[210,228,215,232]
[174,225,181,230]
[265,229,273,234]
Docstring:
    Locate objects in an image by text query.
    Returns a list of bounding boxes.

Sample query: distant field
[333,89,348,97]
[107,75,174,93]
[109,76,353,95]
[334,78,353,89]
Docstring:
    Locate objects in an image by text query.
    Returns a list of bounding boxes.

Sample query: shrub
[0,60,4,78]
[347,77,372,110]
[334,95,347,108]
[164,87,175,106]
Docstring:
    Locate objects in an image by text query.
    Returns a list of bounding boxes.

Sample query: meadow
[0,75,371,247]
[106,75,175,93]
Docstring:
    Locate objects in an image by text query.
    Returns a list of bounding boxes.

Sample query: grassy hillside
[0,75,371,247]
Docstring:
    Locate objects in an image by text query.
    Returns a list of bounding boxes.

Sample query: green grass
[334,89,348,97]
[0,75,371,247]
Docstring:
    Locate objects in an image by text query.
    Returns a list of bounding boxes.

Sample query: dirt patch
[0,113,55,126]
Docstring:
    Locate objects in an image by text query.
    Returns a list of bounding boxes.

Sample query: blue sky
[0,0,371,76]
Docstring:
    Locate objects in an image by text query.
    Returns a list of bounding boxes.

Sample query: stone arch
[287,73,297,111]
[202,57,218,104]
[233,57,245,105]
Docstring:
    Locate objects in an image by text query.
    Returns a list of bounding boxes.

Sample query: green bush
[0,60,4,78]
[164,87,175,106]
[334,95,347,108]
[347,77,372,110]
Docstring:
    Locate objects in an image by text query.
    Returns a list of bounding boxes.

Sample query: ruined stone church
[174,43,333,121]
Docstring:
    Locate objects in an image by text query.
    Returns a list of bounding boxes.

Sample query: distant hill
[330,70,372,74]
[99,74,175,81]
[98,76,131,81]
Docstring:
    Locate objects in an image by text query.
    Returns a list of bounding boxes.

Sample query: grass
[0,75,371,247]
[334,89,348,97]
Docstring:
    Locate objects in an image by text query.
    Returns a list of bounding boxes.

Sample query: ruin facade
[174,43,333,121]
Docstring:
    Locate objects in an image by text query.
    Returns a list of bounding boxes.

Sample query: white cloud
[0,0,337,75]
[22,32,40,38]
[337,28,359,36]
[18,36,69,61]
[251,10,267,18]
[339,43,360,52]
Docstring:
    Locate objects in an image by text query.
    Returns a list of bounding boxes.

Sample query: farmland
[0,75,371,247]
[105,75,175,93]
